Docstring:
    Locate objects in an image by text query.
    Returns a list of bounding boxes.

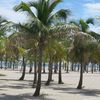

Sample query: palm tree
[69,32,97,89]
[19,56,26,80]
[70,18,94,33]
[45,39,59,85]
[53,41,66,84]
[14,0,71,96]
[0,38,5,69]
[8,31,32,79]
[88,31,100,42]
[0,16,12,69]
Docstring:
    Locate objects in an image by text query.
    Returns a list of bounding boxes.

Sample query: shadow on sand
[0,78,100,99]
[0,93,55,100]
[52,87,100,97]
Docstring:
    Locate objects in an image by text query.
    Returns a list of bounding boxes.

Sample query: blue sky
[0,0,100,33]
[57,0,100,19]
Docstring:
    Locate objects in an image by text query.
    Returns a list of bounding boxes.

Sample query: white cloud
[90,26,100,34]
[82,3,100,34]
[0,6,27,23]
[0,0,33,23]
[83,2,100,19]
[84,3,100,10]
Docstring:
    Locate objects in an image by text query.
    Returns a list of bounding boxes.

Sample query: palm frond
[79,19,88,32]
[86,18,94,25]
[88,31,100,42]
[55,9,71,20]
[49,9,71,25]
[70,20,79,26]
[14,2,36,18]
[49,0,62,14]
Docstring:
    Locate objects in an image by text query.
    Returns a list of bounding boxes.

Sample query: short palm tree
[69,32,97,89]
[70,18,94,33]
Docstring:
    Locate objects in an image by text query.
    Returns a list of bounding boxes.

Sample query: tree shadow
[0,93,55,100]
[0,85,29,89]
[0,79,50,90]
[52,87,100,97]
[0,89,5,91]
[0,79,33,82]
[0,81,33,89]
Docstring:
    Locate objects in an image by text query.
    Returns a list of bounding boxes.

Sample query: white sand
[0,69,100,100]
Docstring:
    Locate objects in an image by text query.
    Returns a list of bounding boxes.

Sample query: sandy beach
[0,69,100,100]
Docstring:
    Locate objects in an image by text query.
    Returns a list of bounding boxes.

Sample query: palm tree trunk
[77,61,84,89]
[33,61,37,85]
[91,63,94,74]
[71,63,74,71]
[86,64,88,73]
[43,62,46,73]
[77,63,80,71]
[45,56,53,85]
[65,63,67,71]
[99,64,100,72]
[5,58,7,69]
[84,63,87,73]
[0,60,3,69]
[19,56,26,80]
[13,61,15,70]
[29,62,33,73]
[62,61,65,69]
[58,60,64,84]
[66,62,69,73]
[33,37,43,96]
[54,62,58,73]
[9,61,12,69]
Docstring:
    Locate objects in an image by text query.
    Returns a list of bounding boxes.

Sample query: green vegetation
[0,0,100,97]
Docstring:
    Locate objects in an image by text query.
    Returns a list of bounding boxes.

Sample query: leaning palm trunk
[77,61,84,89]
[58,60,64,84]
[45,56,53,85]
[19,56,26,80]
[33,37,44,96]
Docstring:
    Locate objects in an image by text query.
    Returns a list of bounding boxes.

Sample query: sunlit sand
[0,70,100,100]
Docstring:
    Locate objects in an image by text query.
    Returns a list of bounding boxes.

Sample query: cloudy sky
[0,0,100,33]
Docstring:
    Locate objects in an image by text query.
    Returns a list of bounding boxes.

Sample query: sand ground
[0,69,100,100]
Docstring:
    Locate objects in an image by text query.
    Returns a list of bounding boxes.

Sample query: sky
[0,0,100,33]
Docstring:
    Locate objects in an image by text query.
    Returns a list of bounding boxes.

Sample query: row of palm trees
[0,0,100,97]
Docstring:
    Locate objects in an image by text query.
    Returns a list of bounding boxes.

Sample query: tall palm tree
[14,0,70,96]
